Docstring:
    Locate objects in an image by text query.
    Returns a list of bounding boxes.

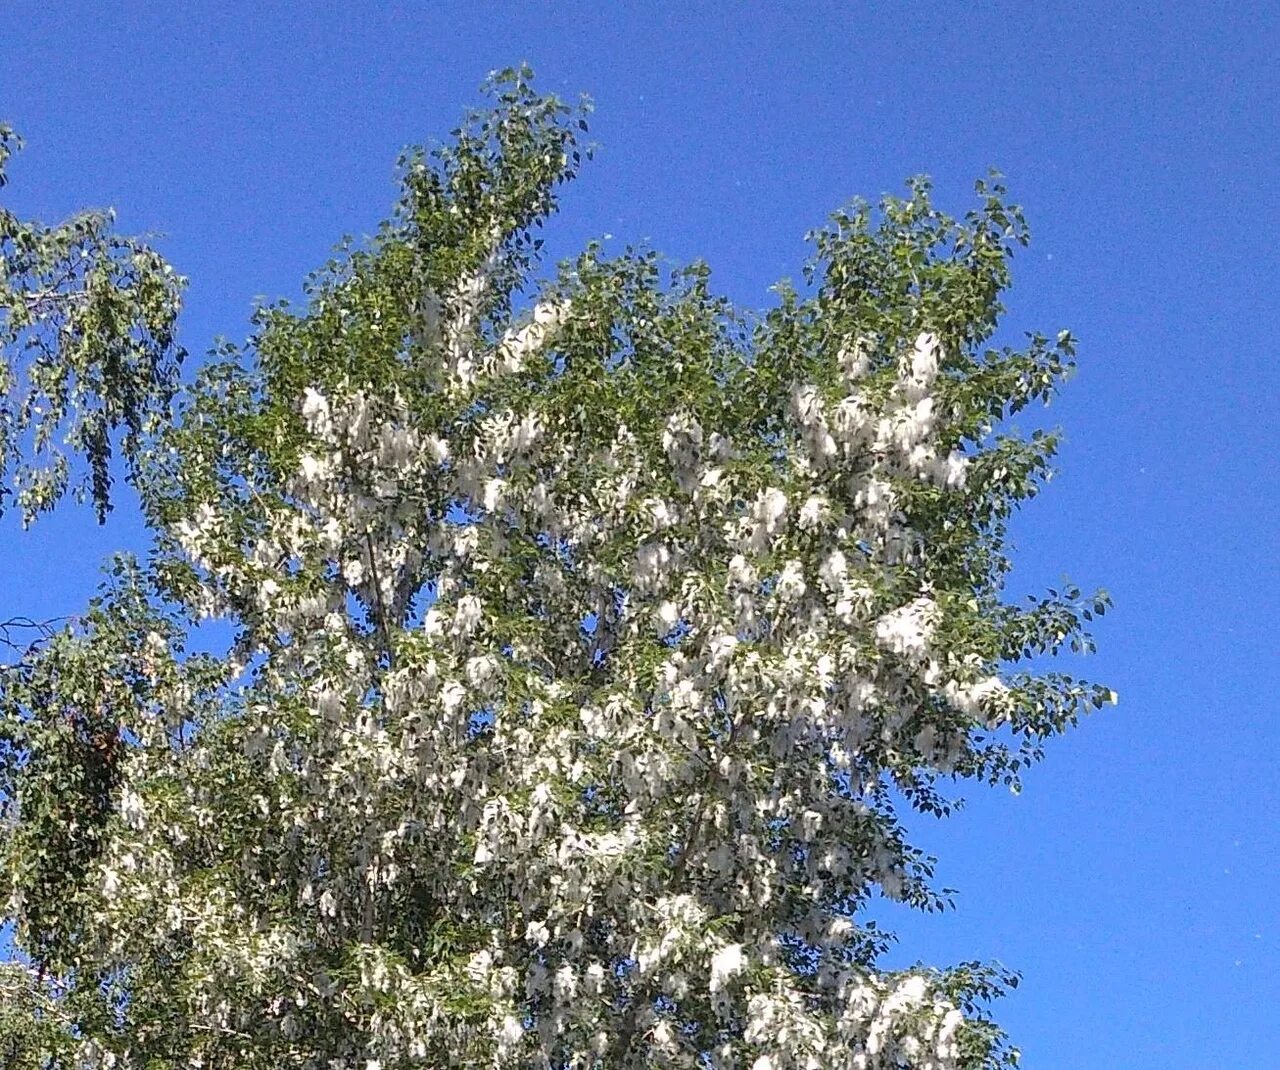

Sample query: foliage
[0,67,1111,1068]
[0,123,184,524]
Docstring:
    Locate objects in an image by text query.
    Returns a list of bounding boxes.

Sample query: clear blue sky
[3,3,1277,1065]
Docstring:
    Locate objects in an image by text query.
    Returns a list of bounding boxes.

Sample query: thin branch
[0,614,70,656]
[364,528,395,671]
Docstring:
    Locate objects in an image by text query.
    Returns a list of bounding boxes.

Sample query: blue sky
[2,3,1277,1064]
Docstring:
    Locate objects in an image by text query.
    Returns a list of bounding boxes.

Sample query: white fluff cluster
[494,297,571,377]
[819,332,970,493]
[874,596,940,661]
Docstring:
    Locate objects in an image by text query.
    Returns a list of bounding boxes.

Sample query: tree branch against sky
[0,67,1114,1069]
[0,123,184,526]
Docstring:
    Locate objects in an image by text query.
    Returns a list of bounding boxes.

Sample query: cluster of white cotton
[815,332,970,494]
[857,974,967,1069]
[494,297,572,378]
[874,596,940,662]
[718,969,969,1070]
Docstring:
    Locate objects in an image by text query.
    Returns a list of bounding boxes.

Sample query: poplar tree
[0,69,1111,1069]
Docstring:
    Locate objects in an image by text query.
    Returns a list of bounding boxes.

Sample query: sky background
[2,3,1277,1065]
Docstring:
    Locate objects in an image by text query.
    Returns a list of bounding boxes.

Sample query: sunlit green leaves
[0,126,184,524]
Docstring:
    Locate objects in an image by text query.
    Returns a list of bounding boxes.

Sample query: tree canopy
[0,68,1111,1069]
